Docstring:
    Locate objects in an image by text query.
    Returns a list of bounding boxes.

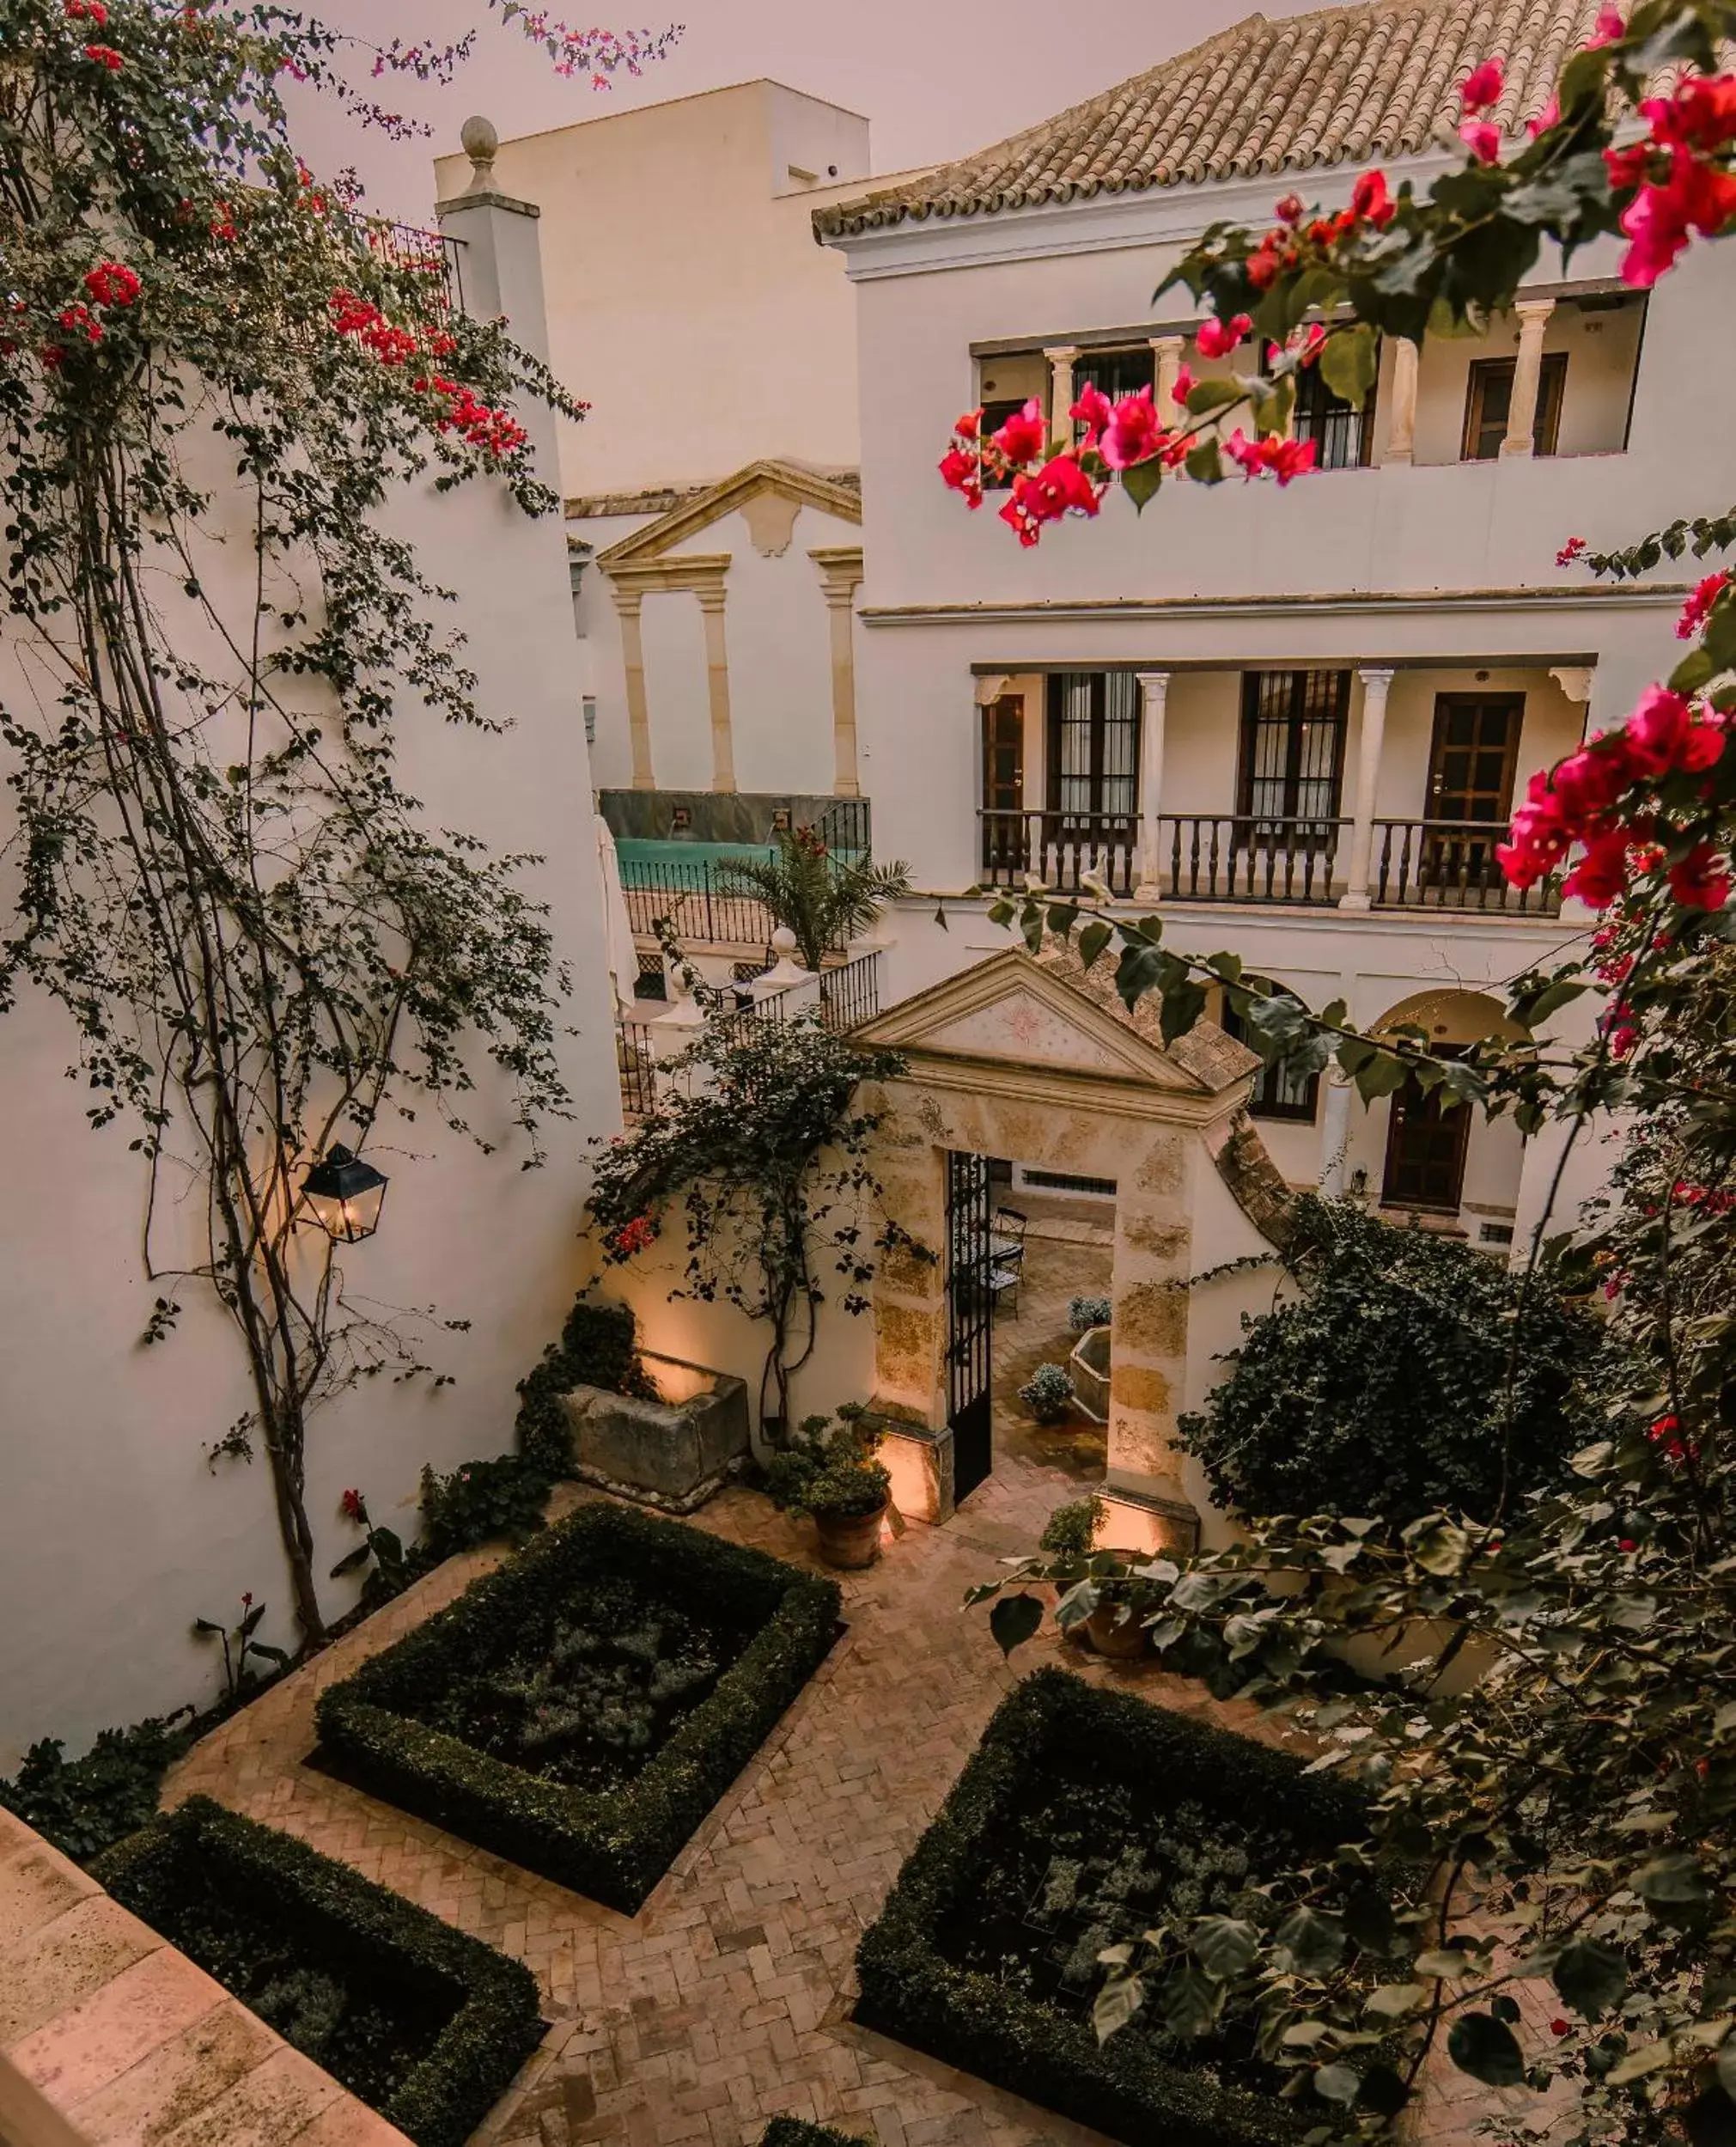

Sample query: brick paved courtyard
[162,1456,1544,2147]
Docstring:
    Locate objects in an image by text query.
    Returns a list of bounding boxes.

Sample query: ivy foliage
[0,1711,193,1863]
[1179,1196,1611,1525]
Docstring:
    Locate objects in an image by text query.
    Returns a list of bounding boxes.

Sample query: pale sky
[295,0,1316,223]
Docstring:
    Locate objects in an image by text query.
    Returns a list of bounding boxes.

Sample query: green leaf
[1185,438,1224,484]
[1670,644,1716,693]
[1160,979,1209,1046]
[1343,1886,1398,1956]
[1633,1854,1708,1905]
[1408,1519,1470,1577]
[1517,979,1588,1028]
[1492,1993,1522,2025]
[1121,457,1164,511]
[369,1526,405,1567]
[1553,1938,1627,2020]
[247,1642,290,1667]
[1365,1983,1427,2019]
[1193,1916,1260,1979]
[1077,919,1114,972]
[1160,1966,1221,2038]
[1093,1973,1145,2043]
[1415,1949,1474,1979]
[988,1594,1044,1656]
[1319,323,1378,409]
[1353,1052,1410,1102]
[329,1545,371,1577]
[192,1618,225,1636]
[1053,1578,1102,1632]
[1313,2064,1361,2104]
[1185,376,1245,415]
[1275,1906,1346,1979]
[1447,2012,1526,2088]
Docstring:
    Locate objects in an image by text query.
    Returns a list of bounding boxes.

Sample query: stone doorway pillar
[1102,1128,1199,1552]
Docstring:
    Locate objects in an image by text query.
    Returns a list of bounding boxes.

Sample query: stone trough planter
[561,1349,750,1512]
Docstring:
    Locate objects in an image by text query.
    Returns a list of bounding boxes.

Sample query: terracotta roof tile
[816,0,1605,238]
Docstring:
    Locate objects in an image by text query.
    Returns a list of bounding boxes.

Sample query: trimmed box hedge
[759,2123,868,2145]
[316,1500,840,1912]
[855,1667,1373,2147]
[93,1794,544,2147]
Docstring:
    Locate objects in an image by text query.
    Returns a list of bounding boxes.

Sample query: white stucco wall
[0,244,620,1767]
[434,82,884,499]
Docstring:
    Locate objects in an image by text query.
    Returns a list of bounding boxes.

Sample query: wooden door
[1381,1073,1471,1214]
[981,695,1025,879]
[1424,693,1523,892]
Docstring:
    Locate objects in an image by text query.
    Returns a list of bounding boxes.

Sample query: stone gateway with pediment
[851,948,1268,1547]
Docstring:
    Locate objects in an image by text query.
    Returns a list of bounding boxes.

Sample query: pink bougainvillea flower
[83,261,141,307]
[1349,168,1397,226]
[1100,386,1165,468]
[938,446,982,507]
[1169,363,1196,410]
[1563,827,1635,906]
[1025,453,1102,520]
[1618,147,1736,287]
[1275,192,1305,225]
[1622,685,1699,774]
[1587,3,1624,44]
[1669,842,1733,909]
[83,41,123,67]
[1223,429,1318,485]
[1069,381,1114,446]
[1527,95,1562,138]
[1459,119,1503,163]
[1678,569,1731,639]
[953,407,983,440]
[1196,312,1252,359]
[1459,58,1505,113]
[990,397,1046,466]
[1556,534,1587,566]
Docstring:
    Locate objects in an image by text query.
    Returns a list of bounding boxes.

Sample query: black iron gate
[946,1150,993,1504]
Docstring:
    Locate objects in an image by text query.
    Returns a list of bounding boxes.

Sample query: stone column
[1105,1128,1197,1512]
[1501,299,1556,457]
[1134,670,1170,900]
[612,586,655,790]
[435,117,551,363]
[1385,337,1420,465]
[869,1130,951,1434]
[1045,345,1080,443]
[1339,666,1395,912]
[1320,1070,1354,1193]
[811,547,865,797]
[1151,335,1188,477]
[694,583,736,794]
[752,926,821,1017]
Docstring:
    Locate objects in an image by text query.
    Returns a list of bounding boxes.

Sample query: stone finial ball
[771,925,799,955]
[461,115,499,166]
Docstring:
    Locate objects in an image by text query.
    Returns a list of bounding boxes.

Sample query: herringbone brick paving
[163,1460,1537,2146]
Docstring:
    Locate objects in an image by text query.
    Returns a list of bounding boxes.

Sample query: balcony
[978,810,1562,915]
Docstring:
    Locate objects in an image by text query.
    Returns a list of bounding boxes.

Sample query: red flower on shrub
[84,261,140,308]
[84,42,124,68]
[340,1487,367,1523]
[608,1211,658,1258]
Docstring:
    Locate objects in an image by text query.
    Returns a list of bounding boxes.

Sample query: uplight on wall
[299,1144,389,1243]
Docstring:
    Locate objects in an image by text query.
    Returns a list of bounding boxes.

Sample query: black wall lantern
[299,1144,388,1243]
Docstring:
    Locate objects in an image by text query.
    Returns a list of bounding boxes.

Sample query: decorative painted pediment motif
[595,461,860,570]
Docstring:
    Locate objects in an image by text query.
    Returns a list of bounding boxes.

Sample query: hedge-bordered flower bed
[316,1501,839,1912]
[93,1794,544,2147]
[855,1668,1372,2147]
[759,2122,868,2144]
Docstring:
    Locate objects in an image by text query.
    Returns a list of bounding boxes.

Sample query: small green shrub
[758,2122,868,2146]
[419,1455,549,1561]
[1068,1295,1112,1332]
[764,1408,890,1521]
[1038,1497,1103,1558]
[1018,1363,1075,1425]
[0,1712,192,1864]
[1178,1195,1610,1523]
[516,1296,655,1476]
[317,1503,838,1912]
[94,1795,544,2147]
[856,1668,1378,2147]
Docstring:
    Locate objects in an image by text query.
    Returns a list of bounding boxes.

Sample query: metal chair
[986,1243,1024,1319]
[990,1205,1027,1260]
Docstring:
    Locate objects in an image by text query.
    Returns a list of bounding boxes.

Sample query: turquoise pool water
[616,839,778,869]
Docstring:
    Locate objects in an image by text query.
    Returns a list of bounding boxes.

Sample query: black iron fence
[615,1015,659,1119]
[367,220,466,320]
[618,857,780,949]
[1155,815,1348,904]
[1372,820,1563,913]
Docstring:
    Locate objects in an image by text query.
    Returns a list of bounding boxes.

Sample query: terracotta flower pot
[814,1501,887,1570]
[1086,1599,1149,1659]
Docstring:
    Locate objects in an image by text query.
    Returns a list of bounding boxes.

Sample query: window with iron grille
[1073,346,1156,410]
[1221,985,1322,1122]
[1236,671,1349,835]
[1046,673,1140,823]
[1292,351,1379,469]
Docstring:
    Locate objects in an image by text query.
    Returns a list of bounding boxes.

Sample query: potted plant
[1018,1362,1075,1426]
[970,1503,1169,1662]
[1067,1295,1112,1333]
[765,1406,892,1570]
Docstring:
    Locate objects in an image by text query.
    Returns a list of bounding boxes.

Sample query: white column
[612,587,655,790]
[1151,335,1187,477]
[1044,345,1079,445]
[1385,338,1420,465]
[1320,1071,1354,1193]
[811,549,864,796]
[1501,299,1556,458]
[694,584,736,794]
[1339,666,1395,912]
[1135,670,1170,900]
